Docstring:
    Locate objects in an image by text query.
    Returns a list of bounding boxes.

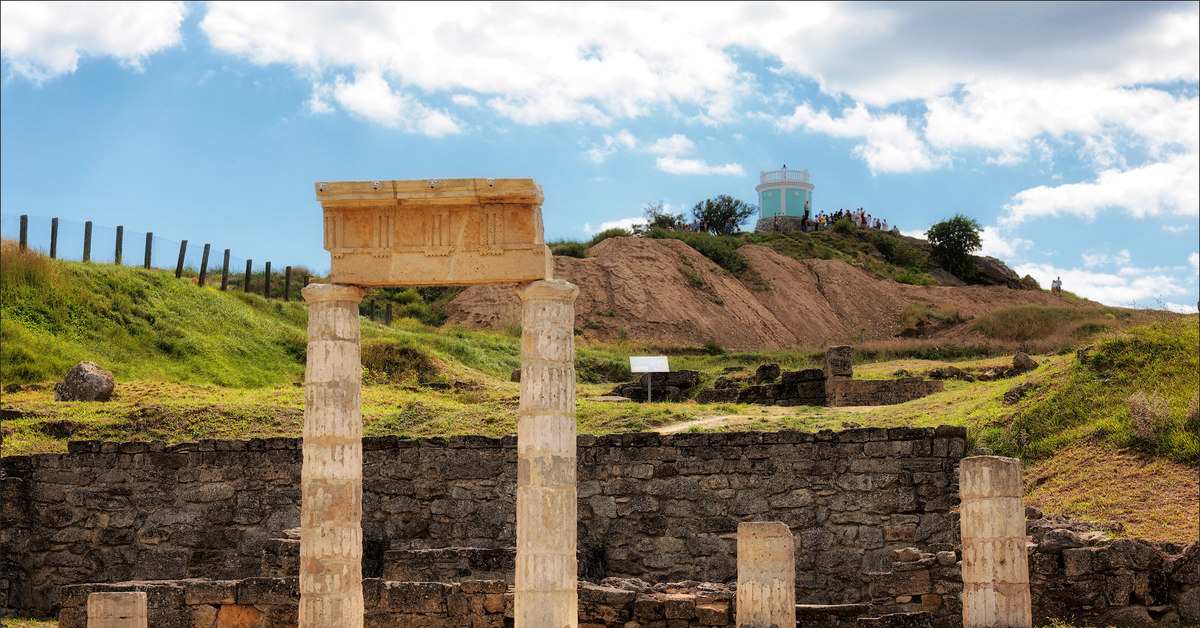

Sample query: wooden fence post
[264,262,271,298]
[144,232,153,269]
[244,260,252,292]
[199,244,211,287]
[83,221,93,262]
[175,240,187,278]
[284,266,292,302]
[19,215,27,251]
[115,226,124,265]
[50,218,59,259]
[221,249,230,291]
[385,303,393,325]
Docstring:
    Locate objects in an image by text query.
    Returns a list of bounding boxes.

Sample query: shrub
[703,339,726,355]
[549,239,589,258]
[361,340,439,384]
[833,217,856,234]
[646,227,747,274]
[1127,390,1171,443]
[926,214,983,278]
[872,232,927,268]
[589,228,632,246]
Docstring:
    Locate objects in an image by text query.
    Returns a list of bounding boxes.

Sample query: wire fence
[2,213,317,302]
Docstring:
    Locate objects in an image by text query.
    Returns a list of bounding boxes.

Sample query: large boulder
[54,361,115,402]
[755,363,781,383]
[1013,352,1039,372]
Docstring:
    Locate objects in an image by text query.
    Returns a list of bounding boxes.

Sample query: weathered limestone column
[515,279,580,627]
[736,521,795,628]
[87,592,147,628]
[300,283,366,628]
[960,456,1032,628]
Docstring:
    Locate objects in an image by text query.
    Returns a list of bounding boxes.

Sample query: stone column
[514,279,579,627]
[300,283,366,628]
[960,456,1032,628]
[87,592,147,628]
[736,521,795,628]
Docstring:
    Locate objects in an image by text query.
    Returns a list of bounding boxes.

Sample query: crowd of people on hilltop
[779,206,890,233]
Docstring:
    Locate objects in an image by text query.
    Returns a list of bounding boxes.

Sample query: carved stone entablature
[315,178,552,286]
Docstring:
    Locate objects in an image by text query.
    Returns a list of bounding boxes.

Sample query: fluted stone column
[87,592,147,628]
[515,279,579,627]
[300,283,365,628]
[960,456,1032,628]
[736,521,795,628]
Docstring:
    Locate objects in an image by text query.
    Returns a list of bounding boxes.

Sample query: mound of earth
[445,237,1093,350]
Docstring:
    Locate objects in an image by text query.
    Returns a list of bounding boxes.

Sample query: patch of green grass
[988,317,1199,464]
[1,245,310,387]
[969,304,1131,342]
[646,227,747,274]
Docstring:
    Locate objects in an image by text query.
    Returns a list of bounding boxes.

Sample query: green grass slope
[2,244,310,386]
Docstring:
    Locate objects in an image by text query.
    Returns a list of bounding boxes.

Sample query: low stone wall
[1,427,966,615]
[58,578,937,628]
[695,355,944,407]
[869,534,1199,627]
[828,378,945,407]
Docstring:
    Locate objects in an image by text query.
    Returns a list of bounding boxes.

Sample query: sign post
[630,356,669,402]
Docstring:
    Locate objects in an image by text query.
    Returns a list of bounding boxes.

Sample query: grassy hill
[1,243,1197,544]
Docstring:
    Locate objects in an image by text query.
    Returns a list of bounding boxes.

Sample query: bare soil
[445,237,1094,350]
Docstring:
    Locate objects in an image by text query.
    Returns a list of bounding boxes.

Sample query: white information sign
[630,356,669,373]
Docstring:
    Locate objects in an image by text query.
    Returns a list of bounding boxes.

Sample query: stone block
[316,178,551,286]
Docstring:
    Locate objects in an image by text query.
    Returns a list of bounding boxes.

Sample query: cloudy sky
[2,1,1197,310]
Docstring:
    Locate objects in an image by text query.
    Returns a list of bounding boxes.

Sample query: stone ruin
[1,178,1196,627]
[604,345,945,406]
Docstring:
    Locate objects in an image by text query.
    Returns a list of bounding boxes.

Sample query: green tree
[690,195,756,234]
[642,200,683,232]
[926,214,983,278]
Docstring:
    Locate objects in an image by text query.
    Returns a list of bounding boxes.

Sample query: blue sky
[2,1,1197,310]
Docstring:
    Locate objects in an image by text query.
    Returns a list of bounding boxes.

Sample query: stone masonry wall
[1,426,966,615]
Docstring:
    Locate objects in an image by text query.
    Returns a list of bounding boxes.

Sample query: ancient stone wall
[827,379,946,407]
[1,427,966,615]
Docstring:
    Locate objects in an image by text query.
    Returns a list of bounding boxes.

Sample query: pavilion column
[736,521,795,628]
[300,283,366,628]
[960,456,1032,628]
[515,279,580,627]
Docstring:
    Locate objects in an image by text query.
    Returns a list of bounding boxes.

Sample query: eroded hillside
[446,237,1095,350]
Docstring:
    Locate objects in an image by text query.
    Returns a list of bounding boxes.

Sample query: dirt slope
[445,237,1092,350]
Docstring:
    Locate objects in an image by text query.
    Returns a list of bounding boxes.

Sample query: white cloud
[776,103,944,174]
[451,94,480,108]
[1163,224,1192,233]
[1013,262,1190,308]
[1190,252,1199,274]
[1,1,187,81]
[1081,249,1132,268]
[586,130,742,175]
[582,217,646,236]
[1001,153,1200,226]
[646,134,694,156]
[655,156,745,177]
[586,130,638,163]
[323,71,460,136]
[978,226,1032,261]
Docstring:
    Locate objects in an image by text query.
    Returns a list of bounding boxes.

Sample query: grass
[985,316,1199,464]
[1025,443,1199,544]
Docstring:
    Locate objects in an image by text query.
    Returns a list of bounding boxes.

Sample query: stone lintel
[316,178,551,286]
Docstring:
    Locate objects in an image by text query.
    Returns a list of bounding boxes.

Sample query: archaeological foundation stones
[86,591,147,628]
[736,522,794,628]
[959,456,1032,628]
